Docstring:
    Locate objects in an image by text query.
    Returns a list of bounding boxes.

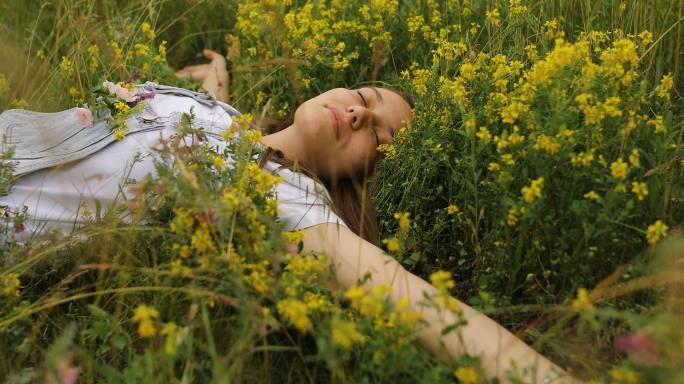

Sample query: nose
[346,105,370,131]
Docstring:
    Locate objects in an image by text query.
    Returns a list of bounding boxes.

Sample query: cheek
[343,136,377,173]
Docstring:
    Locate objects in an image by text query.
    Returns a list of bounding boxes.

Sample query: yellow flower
[113,101,131,113]
[646,220,668,244]
[208,153,226,171]
[454,366,479,384]
[521,177,544,203]
[277,299,312,333]
[191,222,216,254]
[657,73,673,99]
[160,322,180,355]
[501,154,515,166]
[393,212,410,231]
[429,270,455,291]
[132,304,159,322]
[447,204,459,215]
[631,181,649,201]
[158,41,167,57]
[638,30,653,46]
[509,0,529,15]
[2,272,21,297]
[485,8,501,28]
[132,304,159,338]
[609,158,629,180]
[609,367,639,384]
[331,319,366,349]
[584,190,599,201]
[377,144,396,159]
[243,129,262,144]
[345,285,365,302]
[59,56,74,75]
[647,115,666,133]
[507,207,520,227]
[476,127,492,142]
[628,149,641,167]
[533,134,560,155]
[134,43,150,57]
[170,259,192,275]
[382,237,400,252]
[109,41,122,60]
[137,320,157,338]
[141,22,156,40]
[113,127,126,141]
[571,288,593,310]
[501,101,529,124]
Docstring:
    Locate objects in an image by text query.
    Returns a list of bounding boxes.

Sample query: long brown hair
[256,87,414,245]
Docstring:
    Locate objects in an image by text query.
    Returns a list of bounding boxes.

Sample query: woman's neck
[260,125,311,169]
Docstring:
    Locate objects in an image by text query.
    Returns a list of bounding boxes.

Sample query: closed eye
[357,90,380,146]
[357,90,368,107]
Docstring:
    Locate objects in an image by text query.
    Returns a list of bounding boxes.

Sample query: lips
[328,106,341,141]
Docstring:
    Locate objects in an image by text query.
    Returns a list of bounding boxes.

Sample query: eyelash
[357,90,380,146]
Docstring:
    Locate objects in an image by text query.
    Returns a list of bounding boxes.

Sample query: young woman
[0,49,578,383]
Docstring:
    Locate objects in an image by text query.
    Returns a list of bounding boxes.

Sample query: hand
[175,49,230,102]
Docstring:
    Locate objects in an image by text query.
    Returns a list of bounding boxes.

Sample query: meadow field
[0,0,683,382]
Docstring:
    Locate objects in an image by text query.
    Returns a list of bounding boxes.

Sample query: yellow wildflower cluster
[657,73,673,99]
[429,270,459,312]
[609,367,639,384]
[132,304,159,338]
[59,56,74,76]
[277,298,312,333]
[571,288,594,311]
[454,366,479,384]
[345,284,422,330]
[382,236,401,252]
[521,177,544,203]
[244,163,283,197]
[141,22,156,40]
[377,143,397,159]
[609,158,629,180]
[393,212,410,231]
[485,8,501,28]
[508,0,528,15]
[584,190,599,201]
[532,134,561,155]
[191,222,216,254]
[331,318,366,349]
[160,322,181,355]
[631,181,648,201]
[87,45,100,71]
[571,150,595,167]
[507,206,526,227]
[646,220,668,245]
[2,272,21,297]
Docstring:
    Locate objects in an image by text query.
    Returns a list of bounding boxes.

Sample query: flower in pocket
[74,108,93,128]
[102,81,138,103]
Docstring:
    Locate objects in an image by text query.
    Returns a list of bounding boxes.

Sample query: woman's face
[293,87,413,180]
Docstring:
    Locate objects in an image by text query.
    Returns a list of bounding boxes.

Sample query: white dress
[0,93,347,238]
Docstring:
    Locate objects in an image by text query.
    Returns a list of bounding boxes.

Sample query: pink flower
[14,223,26,234]
[102,81,138,103]
[615,330,660,365]
[73,108,93,128]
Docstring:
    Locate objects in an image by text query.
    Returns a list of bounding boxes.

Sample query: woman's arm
[301,223,578,383]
